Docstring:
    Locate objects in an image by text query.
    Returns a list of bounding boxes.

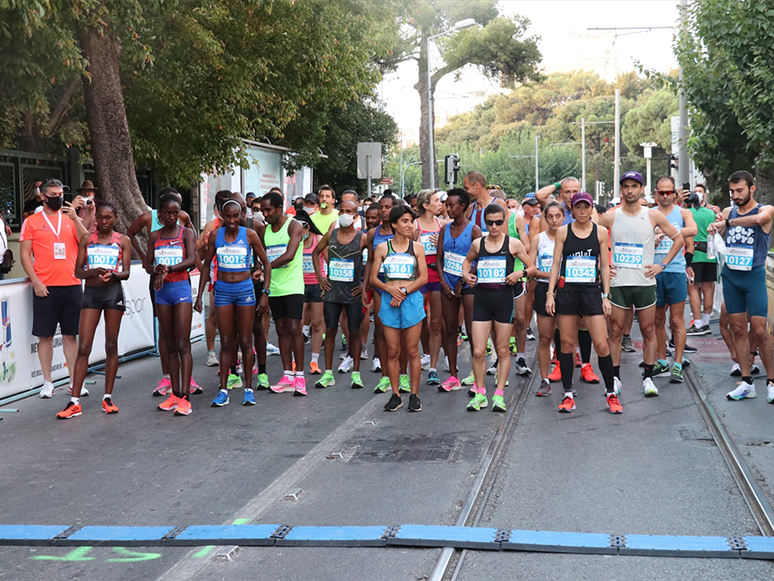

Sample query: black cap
[304,193,319,205]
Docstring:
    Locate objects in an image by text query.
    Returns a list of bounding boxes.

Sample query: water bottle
[706,233,716,259]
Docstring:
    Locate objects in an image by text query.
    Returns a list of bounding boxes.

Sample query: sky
[382,0,681,141]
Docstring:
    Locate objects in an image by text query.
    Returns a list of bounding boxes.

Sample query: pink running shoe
[189,376,203,394]
[270,375,296,394]
[439,377,461,392]
[153,377,172,397]
[252,363,258,375]
[293,376,307,397]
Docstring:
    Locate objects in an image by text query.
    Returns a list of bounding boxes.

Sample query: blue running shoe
[211,390,229,407]
[243,388,256,406]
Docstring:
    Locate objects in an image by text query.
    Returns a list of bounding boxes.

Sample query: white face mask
[338,213,355,228]
[696,190,704,202]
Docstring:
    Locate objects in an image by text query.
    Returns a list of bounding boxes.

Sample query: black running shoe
[384,393,402,412]
[408,393,422,412]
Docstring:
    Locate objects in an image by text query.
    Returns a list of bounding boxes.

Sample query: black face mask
[43,196,63,210]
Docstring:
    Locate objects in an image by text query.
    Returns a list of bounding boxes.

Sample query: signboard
[243,145,283,195]
[380,178,393,185]
[357,142,382,179]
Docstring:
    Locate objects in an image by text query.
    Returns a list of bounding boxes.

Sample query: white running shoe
[443,356,449,372]
[361,345,368,360]
[39,381,54,398]
[642,377,658,397]
[486,364,497,375]
[207,351,219,366]
[372,357,381,372]
[266,342,280,356]
[730,363,741,377]
[613,376,622,396]
[421,354,431,370]
[727,381,756,400]
[767,382,774,404]
[338,355,353,373]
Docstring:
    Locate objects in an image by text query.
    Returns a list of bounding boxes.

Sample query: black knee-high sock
[598,354,615,393]
[613,365,620,378]
[554,328,561,357]
[559,351,574,394]
[578,329,592,363]
[643,363,654,379]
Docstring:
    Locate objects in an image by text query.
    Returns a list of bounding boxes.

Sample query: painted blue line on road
[0,525,70,543]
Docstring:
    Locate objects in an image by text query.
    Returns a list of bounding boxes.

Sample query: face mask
[303,232,309,241]
[320,202,329,210]
[696,191,704,202]
[338,213,355,228]
[44,195,63,210]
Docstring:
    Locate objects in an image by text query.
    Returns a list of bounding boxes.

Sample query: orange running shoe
[606,393,623,414]
[102,397,119,414]
[174,397,192,416]
[157,394,180,411]
[575,352,581,368]
[309,361,322,375]
[558,396,576,413]
[547,361,562,383]
[580,363,600,384]
[56,401,82,419]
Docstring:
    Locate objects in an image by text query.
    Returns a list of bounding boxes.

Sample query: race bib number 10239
[614,242,643,269]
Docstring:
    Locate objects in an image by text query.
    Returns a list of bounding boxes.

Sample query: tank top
[654,206,685,273]
[561,202,574,226]
[383,240,418,283]
[726,204,770,271]
[560,222,600,291]
[325,229,363,304]
[610,206,655,287]
[302,233,326,284]
[264,217,304,296]
[86,231,123,273]
[536,231,555,284]
[477,235,515,290]
[372,224,394,279]
[470,198,496,234]
[506,212,525,277]
[442,221,475,288]
[154,226,188,282]
[215,225,250,274]
[418,216,442,283]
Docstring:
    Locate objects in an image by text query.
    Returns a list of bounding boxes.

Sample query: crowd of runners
[23,167,774,419]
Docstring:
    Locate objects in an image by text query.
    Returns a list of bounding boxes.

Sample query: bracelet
[601,293,609,299]
[554,182,561,190]
[725,218,731,229]
[659,262,667,270]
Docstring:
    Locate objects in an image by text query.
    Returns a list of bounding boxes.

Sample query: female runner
[297,212,325,374]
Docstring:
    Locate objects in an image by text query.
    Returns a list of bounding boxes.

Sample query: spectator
[75,180,98,231]
[22,181,43,220]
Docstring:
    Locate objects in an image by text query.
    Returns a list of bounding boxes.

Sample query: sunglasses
[656,190,675,195]
[485,219,505,226]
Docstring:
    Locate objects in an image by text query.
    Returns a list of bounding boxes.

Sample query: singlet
[86,231,123,273]
[654,206,685,273]
[383,240,418,283]
[417,217,442,283]
[610,206,656,288]
[302,233,326,284]
[442,221,475,288]
[506,212,525,277]
[372,224,394,280]
[149,209,163,232]
[536,231,555,284]
[476,235,515,290]
[154,225,188,282]
[325,229,363,304]
[561,203,574,226]
[264,217,304,297]
[215,225,250,274]
[560,222,600,291]
[725,203,770,271]
[470,198,496,234]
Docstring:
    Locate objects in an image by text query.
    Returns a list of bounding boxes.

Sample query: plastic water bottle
[706,233,716,259]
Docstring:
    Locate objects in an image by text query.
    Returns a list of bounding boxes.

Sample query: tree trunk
[77,26,148,234]
[415,35,437,190]
[755,163,774,221]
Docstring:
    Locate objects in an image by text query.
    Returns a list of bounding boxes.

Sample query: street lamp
[426,18,476,189]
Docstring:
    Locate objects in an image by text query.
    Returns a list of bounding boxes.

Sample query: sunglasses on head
[485,219,504,226]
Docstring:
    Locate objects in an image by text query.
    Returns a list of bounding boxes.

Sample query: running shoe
[309,361,322,375]
[338,355,353,373]
[606,393,623,414]
[686,325,705,336]
[361,345,368,360]
[444,356,449,372]
[157,394,180,411]
[547,362,562,383]
[102,397,119,414]
[190,377,203,394]
[457,334,463,346]
[174,397,192,416]
[492,394,506,412]
[467,392,488,411]
[266,342,280,356]
[211,390,229,407]
[207,350,219,366]
[730,363,741,377]
[339,352,349,360]
[373,376,391,394]
[351,372,364,389]
[700,324,712,335]
[303,332,310,344]
[408,393,422,412]
[372,357,382,373]
[256,373,270,390]
[440,377,461,392]
[580,363,600,384]
[152,377,171,397]
[243,388,256,406]
[670,364,684,384]
[486,363,498,375]
[509,337,517,355]
[461,333,469,342]
[767,382,774,404]
[514,357,532,376]
[236,360,243,375]
[558,396,575,413]
[727,381,756,400]
[526,327,535,341]
[493,372,509,387]
[399,374,411,393]
[642,377,659,397]
[316,370,335,389]
[270,375,296,394]
[621,335,635,353]
[467,387,477,397]
[384,393,402,411]
[293,377,307,396]
[670,338,697,354]
[653,361,671,377]
[427,370,440,385]
[421,354,431,370]
[613,376,622,396]
[486,339,492,356]
[227,374,243,390]
[56,401,82,419]
[341,335,347,351]
[67,384,89,397]
[575,352,581,368]
[461,371,476,387]
[535,380,551,397]
[752,364,761,375]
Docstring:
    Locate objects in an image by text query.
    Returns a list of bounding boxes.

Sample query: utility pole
[534,134,540,192]
[614,89,621,190]
[677,0,690,187]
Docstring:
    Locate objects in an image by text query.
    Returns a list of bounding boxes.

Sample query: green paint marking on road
[192,518,250,559]
[107,547,161,562]
[31,546,95,561]
[232,518,250,525]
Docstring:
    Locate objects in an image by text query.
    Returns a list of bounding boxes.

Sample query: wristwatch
[601,293,609,299]
[659,262,667,270]
[399,286,408,295]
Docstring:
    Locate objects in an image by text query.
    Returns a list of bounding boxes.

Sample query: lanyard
[42,211,62,240]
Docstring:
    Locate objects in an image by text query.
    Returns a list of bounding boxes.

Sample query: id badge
[54,242,66,260]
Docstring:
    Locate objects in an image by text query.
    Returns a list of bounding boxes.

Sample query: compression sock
[559,351,574,393]
[614,365,620,378]
[578,329,592,363]
[598,354,615,393]
[643,363,654,379]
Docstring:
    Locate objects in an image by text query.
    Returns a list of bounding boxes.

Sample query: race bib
[216,245,248,270]
[443,251,465,277]
[538,253,553,273]
[614,242,643,269]
[362,248,368,264]
[302,254,316,274]
[87,244,119,271]
[329,258,354,282]
[383,253,414,280]
[53,242,66,260]
[155,245,183,267]
[565,255,596,283]
[266,244,287,268]
[420,232,437,256]
[726,245,753,271]
[655,237,673,254]
[477,256,506,284]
